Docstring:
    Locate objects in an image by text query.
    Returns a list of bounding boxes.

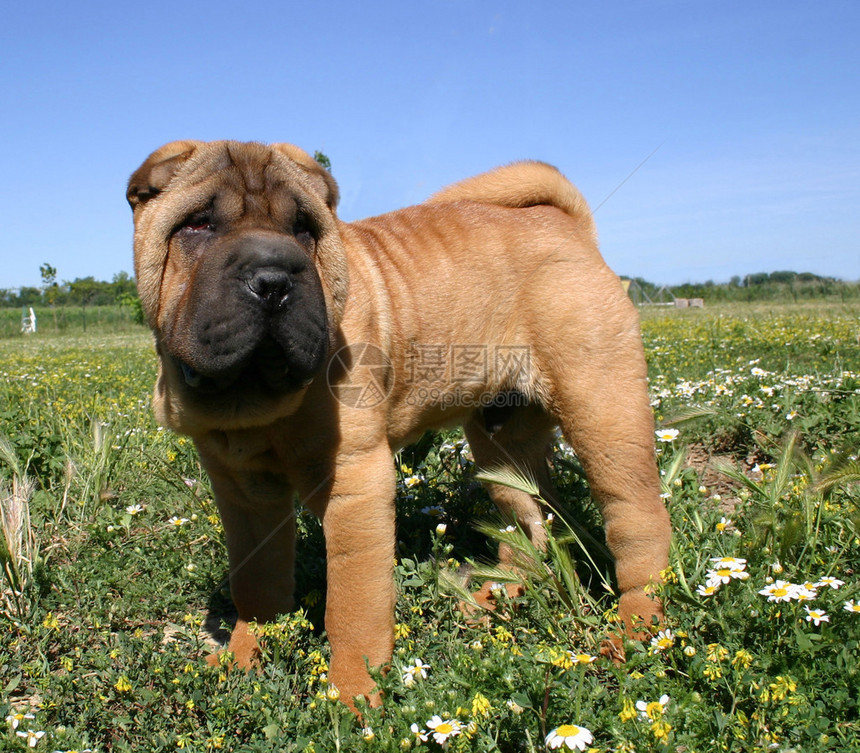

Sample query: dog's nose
[247,267,294,309]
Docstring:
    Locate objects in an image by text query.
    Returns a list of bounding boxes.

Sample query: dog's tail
[425,161,596,240]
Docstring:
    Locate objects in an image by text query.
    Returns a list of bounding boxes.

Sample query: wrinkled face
[128,141,348,433]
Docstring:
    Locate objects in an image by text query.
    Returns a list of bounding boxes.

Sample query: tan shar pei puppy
[127,140,671,707]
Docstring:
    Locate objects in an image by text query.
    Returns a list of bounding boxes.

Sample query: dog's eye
[292,212,316,248]
[179,212,214,234]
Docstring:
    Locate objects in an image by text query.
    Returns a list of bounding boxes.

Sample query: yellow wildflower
[732,649,753,668]
[619,697,637,722]
[769,676,797,702]
[651,719,672,742]
[471,692,492,717]
[636,695,669,721]
[550,649,574,670]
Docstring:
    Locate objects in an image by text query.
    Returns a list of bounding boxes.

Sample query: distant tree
[17,287,41,306]
[40,263,60,326]
[40,263,57,293]
[67,277,109,331]
[314,151,332,171]
[111,271,137,302]
[118,292,145,325]
[111,271,143,324]
[797,272,828,283]
[770,270,797,284]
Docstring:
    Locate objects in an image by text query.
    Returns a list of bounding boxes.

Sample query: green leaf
[3,674,21,696]
[510,692,534,711]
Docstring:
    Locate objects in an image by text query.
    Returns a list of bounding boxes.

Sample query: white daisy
[709,556,746,571]
[545,724,594,750]
[5,713,35,730]
[715,517,733,532]
[636,694,670,721]
[706,567,750,586]
[794,584,818,601]
[649,629,675,653]
[425,715,462,745]
[804,607,830,626]
[16,730,46,748]
[402,658,430,687]
[758,580,798,602]
[697,583,720,597]
[815,576,845,590]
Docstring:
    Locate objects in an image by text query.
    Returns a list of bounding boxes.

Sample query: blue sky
[2,0,858,288]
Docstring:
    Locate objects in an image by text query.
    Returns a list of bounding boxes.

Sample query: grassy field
[1,302,859,752]
[0,306,143,340]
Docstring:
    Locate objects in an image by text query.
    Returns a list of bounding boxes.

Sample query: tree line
[628,270,860,303]
[3,266,859,312]
[2,265,139,310]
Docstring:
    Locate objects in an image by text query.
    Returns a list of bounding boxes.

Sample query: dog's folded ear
[271,143,340,211]
[127,140,202,211]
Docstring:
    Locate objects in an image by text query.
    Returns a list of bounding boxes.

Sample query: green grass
[0,306,143,339]
[1,303,859,752]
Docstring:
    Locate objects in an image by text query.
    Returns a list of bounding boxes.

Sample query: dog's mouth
[161,233,331,403]
[174,336,319,396]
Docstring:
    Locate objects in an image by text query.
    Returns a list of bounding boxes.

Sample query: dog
[127,140,671,706]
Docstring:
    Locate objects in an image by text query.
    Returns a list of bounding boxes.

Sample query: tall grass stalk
[467,466,610,624]
[0,436,38,620]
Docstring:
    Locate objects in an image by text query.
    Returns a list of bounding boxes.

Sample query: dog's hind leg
[462,403,557,606]
[538,297,671,636]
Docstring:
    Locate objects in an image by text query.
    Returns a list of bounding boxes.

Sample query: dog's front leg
[206,466,297,669]
[318,444,396,708]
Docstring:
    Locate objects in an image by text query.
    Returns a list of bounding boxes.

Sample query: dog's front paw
[599,588,663,665]
[617,587,664,639]
[599,635,626,665]
[459,580,525,625]
[206,619,261,670]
